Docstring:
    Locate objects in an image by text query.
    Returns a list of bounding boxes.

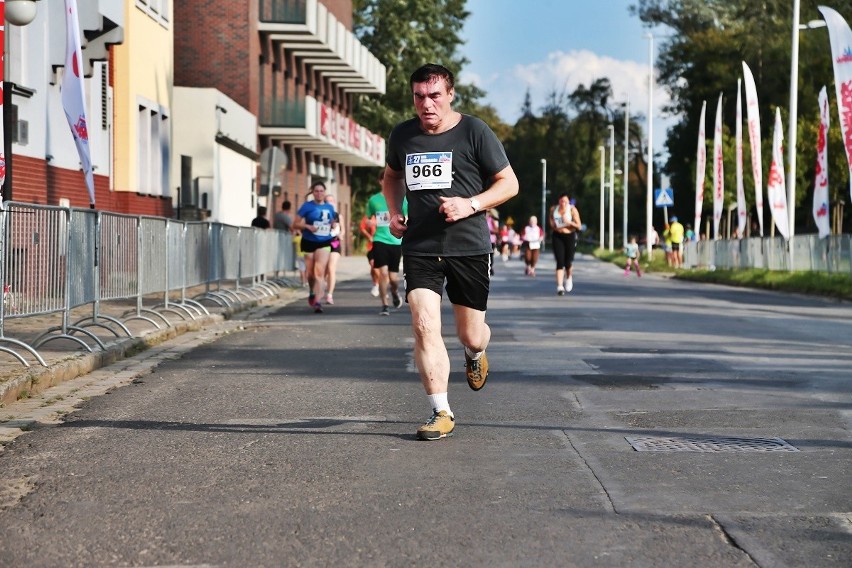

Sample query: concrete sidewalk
[0,254,371,409]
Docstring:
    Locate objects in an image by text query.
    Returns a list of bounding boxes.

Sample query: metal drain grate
[625,435,800,453]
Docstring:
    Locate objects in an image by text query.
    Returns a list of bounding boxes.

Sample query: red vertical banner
[712,93,724,239]
[0,0,6,205]
[694,100,706,238]
[767,107,789,239]
[735,79,747,237]
[742,62,764,236]
[813,86,831,238]
[819,6,852,203]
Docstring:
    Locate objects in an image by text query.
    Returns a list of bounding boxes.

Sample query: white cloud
[461,49,680,158]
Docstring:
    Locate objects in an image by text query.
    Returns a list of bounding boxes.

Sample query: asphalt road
[0,253,850,567]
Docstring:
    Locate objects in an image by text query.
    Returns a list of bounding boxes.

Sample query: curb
[0,308,236,408]
[0,290,299,408]
[0,257,370,409]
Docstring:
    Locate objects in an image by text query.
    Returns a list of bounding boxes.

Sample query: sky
[459,0,674,156]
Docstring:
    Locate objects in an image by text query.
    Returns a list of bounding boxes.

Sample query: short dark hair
[410,63,455,92]
[282,200,291,210]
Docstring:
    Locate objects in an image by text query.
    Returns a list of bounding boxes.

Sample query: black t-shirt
[386,114,510,256]
[251,216,270,229]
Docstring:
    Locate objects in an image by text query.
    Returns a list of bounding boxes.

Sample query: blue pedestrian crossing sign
[654,187,674,208]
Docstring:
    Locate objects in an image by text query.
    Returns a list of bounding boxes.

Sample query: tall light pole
[787,0,801,239]
[645,32,654,259]
[623,98,630,248]
[599,145,605,249]
[787,6,829,240]
[540,158,547,252]
[608,124,615,251]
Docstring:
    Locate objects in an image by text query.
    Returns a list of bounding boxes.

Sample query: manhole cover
[625,435,799,452]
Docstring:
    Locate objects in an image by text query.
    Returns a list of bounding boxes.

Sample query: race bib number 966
[405,152,453,190]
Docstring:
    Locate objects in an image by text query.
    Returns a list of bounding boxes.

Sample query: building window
[137,101,170,197]
[136,0,169,27]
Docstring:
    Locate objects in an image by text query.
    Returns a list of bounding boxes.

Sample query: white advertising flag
[61,0,95,207]
[736,79,747,238]
[819,6,852,203]
[742,62,764,236]
[813,86,831,238]
[767,108,789,239]
[694,100,707,238]
[713,93,724,240]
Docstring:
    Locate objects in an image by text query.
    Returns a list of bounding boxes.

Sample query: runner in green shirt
[366,172,408,315]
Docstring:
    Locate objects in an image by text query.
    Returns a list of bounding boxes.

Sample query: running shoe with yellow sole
[416,410,455,440]
[465,351,489,391]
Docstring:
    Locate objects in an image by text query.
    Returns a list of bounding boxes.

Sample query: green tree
[352,0,482,136]
[349,0,491,226]
[632,0,852,234]
[498,78,648,243]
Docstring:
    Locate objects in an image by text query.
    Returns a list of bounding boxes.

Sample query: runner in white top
[522,216,544,277]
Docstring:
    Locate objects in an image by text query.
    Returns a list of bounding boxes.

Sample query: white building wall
[11,2,113,187]
[214,147,256,227]
[172,87,257,226]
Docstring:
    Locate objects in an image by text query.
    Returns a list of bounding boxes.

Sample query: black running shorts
[300,238,333,254]
[371,241,402,272]
[403,254,491,311]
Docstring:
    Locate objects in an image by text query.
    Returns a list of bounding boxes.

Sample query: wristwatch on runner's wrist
[469,197,481,213]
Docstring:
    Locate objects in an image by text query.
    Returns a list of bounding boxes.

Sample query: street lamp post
[599,145,605,249]
[540,158,547,252]
[787,0,801,239]
[623,98,630,248]
[787,4,829,241]
[645,32,654,259]
[608,124,615,251]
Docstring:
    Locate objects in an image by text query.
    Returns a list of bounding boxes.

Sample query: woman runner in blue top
[293,182,337,313]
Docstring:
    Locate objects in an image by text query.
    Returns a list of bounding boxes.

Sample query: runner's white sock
[464,346,483,360]
[428,393,453,417]
[464,347,485,361]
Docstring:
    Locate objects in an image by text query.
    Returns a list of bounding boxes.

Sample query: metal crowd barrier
[0,202,296,368]
[683,234,852,274]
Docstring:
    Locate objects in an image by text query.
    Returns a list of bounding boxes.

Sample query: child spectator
[624,235,642,277]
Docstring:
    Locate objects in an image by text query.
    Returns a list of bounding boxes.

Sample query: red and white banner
[0,0,5,209]
[735,79,747,238]
[61,0,95,207]
[319,103,384,164]
[813,86,831,238]
[767,107,789,239]
[742,62,764,235]
[713,93,724,239]
[694,100,707,238]
[819,6,852,203]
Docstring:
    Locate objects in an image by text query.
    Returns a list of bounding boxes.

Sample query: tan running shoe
[416,410,455,440]
[465,351,489,391]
